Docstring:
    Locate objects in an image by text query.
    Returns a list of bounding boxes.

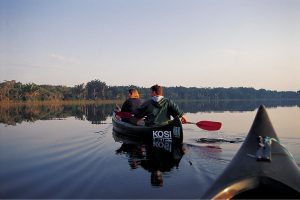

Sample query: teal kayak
[202,105,300,199]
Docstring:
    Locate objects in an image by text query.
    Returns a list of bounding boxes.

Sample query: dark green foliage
[0,80,299,101]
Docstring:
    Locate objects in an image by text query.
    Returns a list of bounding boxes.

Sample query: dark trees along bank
[0,80,299,102]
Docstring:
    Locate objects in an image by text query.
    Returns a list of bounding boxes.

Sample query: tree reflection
[0,99,299,125]
[177,99,300,113]
[0,104,115,125]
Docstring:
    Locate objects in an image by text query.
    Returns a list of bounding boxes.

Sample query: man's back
[134,97,183,126]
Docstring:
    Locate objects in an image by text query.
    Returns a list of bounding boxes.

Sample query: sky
[0,0,299,91]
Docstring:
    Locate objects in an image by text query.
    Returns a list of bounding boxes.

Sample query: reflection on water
[0,104,115,125]
[0,118,118,198]
[113,131,185,187]
[1,99,299,125]
[0,101,300,198]
[179,99,300,113]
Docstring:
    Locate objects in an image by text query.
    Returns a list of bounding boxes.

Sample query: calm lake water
[0,100,300,199]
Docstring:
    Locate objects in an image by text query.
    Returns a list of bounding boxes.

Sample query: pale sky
[1,0,299,91]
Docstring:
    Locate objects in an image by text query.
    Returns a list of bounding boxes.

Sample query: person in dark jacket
[121,88,143,123]
[134,84,187,126]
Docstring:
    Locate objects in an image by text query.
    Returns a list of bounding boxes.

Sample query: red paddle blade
[196,121,222,131]
[115,111,133,118]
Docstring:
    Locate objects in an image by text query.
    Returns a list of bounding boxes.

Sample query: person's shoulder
[140,99,152,106]
[132,98,143,105]
[144,99,152,103]
[137,98,144,104]
[136,98,143,102]
[162,97,172,103]
[123,99,132,104]
[165,98,178,106]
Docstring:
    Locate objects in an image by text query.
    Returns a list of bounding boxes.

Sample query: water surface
[0,101,299,198]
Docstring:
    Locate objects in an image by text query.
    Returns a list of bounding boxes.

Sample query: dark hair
[128,88,136,94]
[150,84,163,95]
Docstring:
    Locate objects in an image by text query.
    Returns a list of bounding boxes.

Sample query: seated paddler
[120,88,143,123]
[133,84,187,126]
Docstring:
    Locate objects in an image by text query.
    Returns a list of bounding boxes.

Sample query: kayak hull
[112,112,183,144]
[202,105,300,199]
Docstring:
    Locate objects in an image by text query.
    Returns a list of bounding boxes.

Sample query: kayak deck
[202,105,300,199]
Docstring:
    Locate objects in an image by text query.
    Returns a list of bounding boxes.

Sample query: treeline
[0,80,129,101]
[1,80,300,102]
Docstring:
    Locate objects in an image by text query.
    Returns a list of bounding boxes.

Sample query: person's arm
[121,100,131,112]
[132,100,148,118]
[168,99,187,123]
[180,114,187,124]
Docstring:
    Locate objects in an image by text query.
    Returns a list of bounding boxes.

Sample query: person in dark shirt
[121,88,143,123]
[134,84,187,126]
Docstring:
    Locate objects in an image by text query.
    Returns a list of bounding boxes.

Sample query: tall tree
[86,80,108,100]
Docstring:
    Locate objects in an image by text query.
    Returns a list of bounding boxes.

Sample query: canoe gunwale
[211,176,300,199]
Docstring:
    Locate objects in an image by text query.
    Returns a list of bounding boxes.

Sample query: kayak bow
[202,105,300,199]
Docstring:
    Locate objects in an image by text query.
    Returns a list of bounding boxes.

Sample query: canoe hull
[112,112,183,144]
[202,105,300,199]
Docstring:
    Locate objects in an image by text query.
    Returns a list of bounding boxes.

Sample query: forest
[1,79,300,102]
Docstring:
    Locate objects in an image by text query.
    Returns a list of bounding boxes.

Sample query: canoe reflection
[113,131,185,187]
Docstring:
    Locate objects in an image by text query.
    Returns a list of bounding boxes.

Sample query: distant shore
[1,98,300,107]
[0,99,124,106]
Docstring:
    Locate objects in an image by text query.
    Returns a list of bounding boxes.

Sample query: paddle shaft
[185,122,197,125]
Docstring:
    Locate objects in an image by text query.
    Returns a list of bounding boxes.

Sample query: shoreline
[1,98,299,107]
[0,99,124,106]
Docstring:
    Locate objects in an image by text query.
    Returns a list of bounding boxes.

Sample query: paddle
[185,121,222,131]
[115,111,133,118]
[115,111,222,131]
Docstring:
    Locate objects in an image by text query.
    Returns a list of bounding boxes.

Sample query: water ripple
[1,129,113,198]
